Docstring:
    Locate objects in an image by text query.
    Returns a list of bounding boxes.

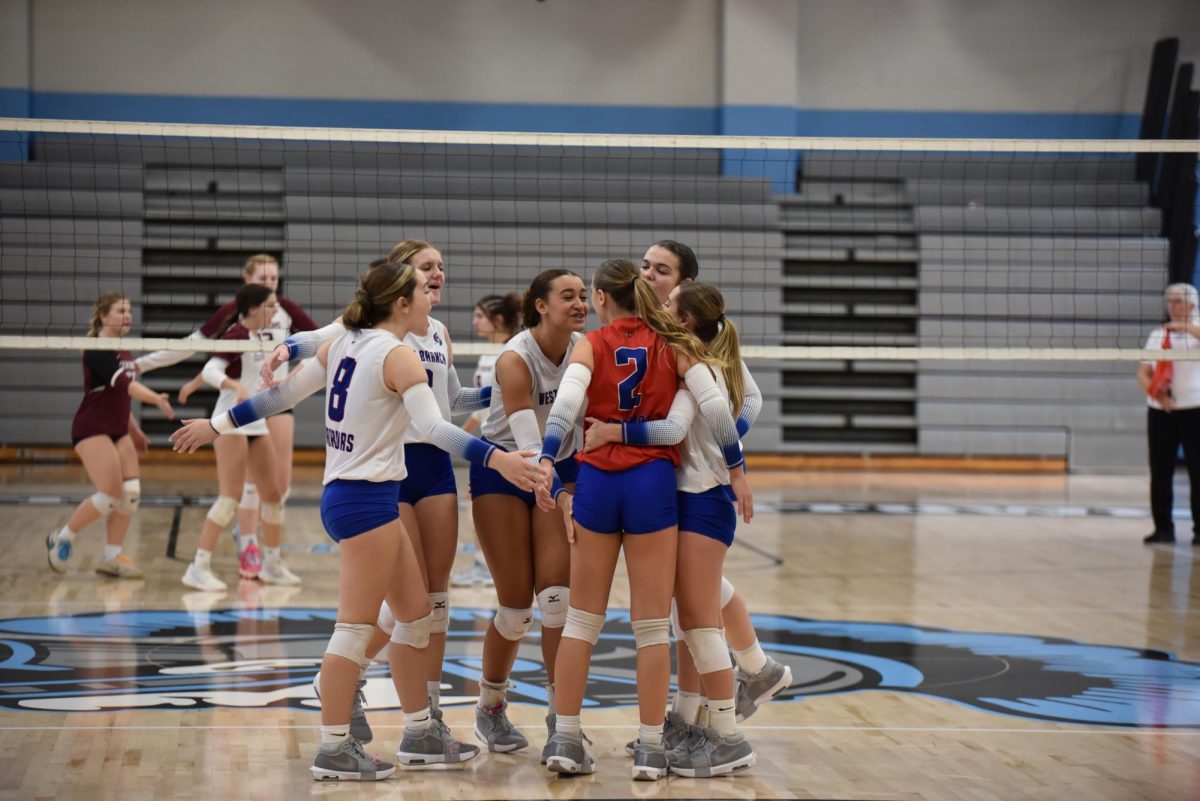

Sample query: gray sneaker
[310,737,395,781]
[735,657,793,722]
[631,741,669,781]
[312,672,373,744]
[624,711,693,757]
[540,713,556,764]
[396,722,480,767]
[475,701,529,752]
[544,731,594,775]
[666,727,755,778]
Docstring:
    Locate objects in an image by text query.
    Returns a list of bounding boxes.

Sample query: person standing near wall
[1139,283,1200,545]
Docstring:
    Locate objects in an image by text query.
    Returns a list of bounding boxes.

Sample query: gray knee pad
[115,479,140,514]
[325,622,374,668]
[429,592,450,634]
[562,607,605,645]
[377,600,396,632]
[683,627,732,674]
[391,612,433,649]
[720,576,736,608]
[206,495,238,528]
[632,617,671,649]
[536,585,569,629]
[493,605,534,641]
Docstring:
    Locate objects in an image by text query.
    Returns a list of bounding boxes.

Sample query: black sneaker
[1144,531,1174,544]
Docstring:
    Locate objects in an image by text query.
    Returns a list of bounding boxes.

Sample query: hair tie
[717,313,726,323]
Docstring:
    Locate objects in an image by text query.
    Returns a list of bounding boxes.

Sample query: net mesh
[1,118,1198,455]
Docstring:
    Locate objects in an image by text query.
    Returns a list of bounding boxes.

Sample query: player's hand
[558,492,576,543]
[490,449,542,491]
[155,392,176,421]
[730,466,754,524]
[170,418,219,453]
[534,481,556,512]
[261,344,290,388]
[582,417,621,452]
[1158,392,1174,412]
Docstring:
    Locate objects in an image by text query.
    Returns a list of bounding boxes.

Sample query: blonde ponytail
[674,282,743,412]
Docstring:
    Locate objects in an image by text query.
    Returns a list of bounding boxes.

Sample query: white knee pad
[391,612,433,649]
[720,576,736,608]
[377,600,396,632]
[669,598,680,638]
[493,606,534,641]
[562,607,605,645]
[260,500,284,525]
[536,586,569,629]
[115,479,140,514]
[632,617,672,649]
[683,627,733,675]
[206,495,238,528]
[429,592,450,634]
[325,622,374,668]
[90,491,118,516]
[239,482,259,510]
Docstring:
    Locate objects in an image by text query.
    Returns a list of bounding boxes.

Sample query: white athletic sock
[358,664,370,682]
[556,714,581,737]
[638,721,664,746]
[193,549,212,571]
[56,525,76,542]
[427,680,442,712]
[732,641,768,675]
[404,707,432,734]
[478,679,507,708]
[707,698,738,737]
[320,724,349,746]
[546,682,556,714]
[103,543,121,561]
[671,690,702,723]
[264,546,281,564]
[241,533,259,549]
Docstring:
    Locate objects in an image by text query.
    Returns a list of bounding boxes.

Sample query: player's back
[323,328,411,485]
[582,317,679,471]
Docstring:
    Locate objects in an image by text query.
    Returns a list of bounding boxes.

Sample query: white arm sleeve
[622,389,697,446]
[201,357,230,390]
[213,356,326,433]
[285,321,347,360]
[540,362,591,461]
[402,383,497,465]
[447,366,491,414]
[509,408,544,461]
[737,359,762,436]
[135,330,204,373]
[684,363,743,469]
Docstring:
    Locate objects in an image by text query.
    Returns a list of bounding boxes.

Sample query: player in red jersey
[47,292,175,578]
[535,259,752,781]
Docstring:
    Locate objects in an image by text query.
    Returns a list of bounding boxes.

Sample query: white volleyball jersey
[401,317,452,443]
[466,353,498,427]
[482,330,582,461]
[676,368,736,495]
[322,328,412,484]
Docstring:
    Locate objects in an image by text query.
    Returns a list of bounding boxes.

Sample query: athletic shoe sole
[473,724,528,753]
[669,750,756,778]
[737,664,793,722]
[309,765,395,781]
[546,756,592,775]
[631,763,668,781]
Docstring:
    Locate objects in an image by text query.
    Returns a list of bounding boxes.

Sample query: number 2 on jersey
[615,346,648,411]
[328,357,357,422]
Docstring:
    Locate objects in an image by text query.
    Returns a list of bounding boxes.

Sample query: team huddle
[55,241,795,783]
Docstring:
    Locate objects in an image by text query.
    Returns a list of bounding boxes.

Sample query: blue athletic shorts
[572,459,678,535]
[469,441,579,506]
[321,479,403,542]
[398,443,457,505]
[677,485,737,547]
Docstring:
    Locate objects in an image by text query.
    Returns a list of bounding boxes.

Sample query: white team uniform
[402,317,452,444]
[207,325,285,438]
[676,366,738,494]
[322,328,412,485]
[482,330,582,461]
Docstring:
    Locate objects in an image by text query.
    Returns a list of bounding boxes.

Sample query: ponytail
[674,282,743,412]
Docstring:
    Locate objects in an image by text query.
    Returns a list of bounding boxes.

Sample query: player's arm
[737,359,762,437]
[538,337,593,466]
[444,330,492,414]
[676,352,753,522]
[584,387,695,452]
[495,351,566,504]
[384,344,542,491]
[170,342,331,452]
[261,317,346,387]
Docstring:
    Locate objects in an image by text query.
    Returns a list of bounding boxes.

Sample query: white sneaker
[260,559,302,586]
[182,562,228,592]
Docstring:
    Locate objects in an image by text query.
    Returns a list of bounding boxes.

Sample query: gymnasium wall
[1,0,1197,137]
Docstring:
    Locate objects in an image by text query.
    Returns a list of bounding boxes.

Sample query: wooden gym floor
[0,463,1196,801]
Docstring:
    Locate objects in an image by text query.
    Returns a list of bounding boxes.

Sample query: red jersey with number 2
[580,317,680,471]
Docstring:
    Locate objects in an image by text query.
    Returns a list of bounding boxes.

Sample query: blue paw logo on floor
[0,608,1196,726]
